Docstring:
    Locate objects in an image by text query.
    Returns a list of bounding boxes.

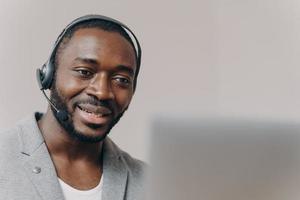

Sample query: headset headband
[37,14,142,90]
[50,14,141,67]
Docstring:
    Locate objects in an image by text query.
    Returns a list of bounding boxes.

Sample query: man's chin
[68,128,109,143]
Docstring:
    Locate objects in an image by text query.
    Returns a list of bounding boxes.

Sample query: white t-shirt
[58,176,103,200]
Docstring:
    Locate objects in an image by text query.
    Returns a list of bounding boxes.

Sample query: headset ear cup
[40,61,55,90]
[36,68,44,90]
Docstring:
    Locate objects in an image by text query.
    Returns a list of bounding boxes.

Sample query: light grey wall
[213,0,300,121]
[0,0,299,161]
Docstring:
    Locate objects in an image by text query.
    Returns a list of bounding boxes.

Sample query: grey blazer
[0,113,146,200]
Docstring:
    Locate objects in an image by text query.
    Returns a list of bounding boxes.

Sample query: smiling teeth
[78,106,105,117]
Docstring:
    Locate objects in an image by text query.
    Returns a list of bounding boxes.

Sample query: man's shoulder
[0,113,41,157]
[103,137,147,198]
[0,125,24,172]
[0,125,21,151]
[104,137,147,176]
[119,146,147,176]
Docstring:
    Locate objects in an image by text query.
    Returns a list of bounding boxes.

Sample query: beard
[50,87,126,143]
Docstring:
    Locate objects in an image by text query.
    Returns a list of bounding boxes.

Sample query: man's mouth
[77,103,112,116]
[75,103,113,125]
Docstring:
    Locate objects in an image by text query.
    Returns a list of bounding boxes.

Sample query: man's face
[50,28,136,143]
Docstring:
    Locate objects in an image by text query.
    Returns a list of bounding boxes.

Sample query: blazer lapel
[18,114,129,200]
[102,138,128,200]
[18,114,64,200]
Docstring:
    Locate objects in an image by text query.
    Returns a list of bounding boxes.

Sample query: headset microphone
[36,69,69,121]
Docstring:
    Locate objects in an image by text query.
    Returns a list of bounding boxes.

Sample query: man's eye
[114,76,131,86]
[77,69,93,77]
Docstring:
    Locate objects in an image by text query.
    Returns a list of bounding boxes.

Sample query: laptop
[146,117,300,200]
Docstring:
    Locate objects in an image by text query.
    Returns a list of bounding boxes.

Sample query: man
[0,15,145,200]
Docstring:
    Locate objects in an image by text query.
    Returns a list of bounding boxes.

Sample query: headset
[36,14,142,121]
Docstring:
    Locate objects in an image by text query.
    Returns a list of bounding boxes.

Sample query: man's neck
[37,108,104,190]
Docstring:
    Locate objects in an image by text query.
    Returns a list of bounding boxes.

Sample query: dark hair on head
[52,19,140,90]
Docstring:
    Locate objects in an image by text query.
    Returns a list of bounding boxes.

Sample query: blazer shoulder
[0,126,23,170]
[0,126,21,152]
[119,149,147,176]
[115,145,148,199]
[105,138,147,177]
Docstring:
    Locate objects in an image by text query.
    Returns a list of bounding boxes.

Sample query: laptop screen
[146,118,300,200]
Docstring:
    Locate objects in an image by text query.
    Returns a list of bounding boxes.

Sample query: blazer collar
[18,113,64,200]
[17,113,129,200]
[102,138,129,200]
[18,113,45,156]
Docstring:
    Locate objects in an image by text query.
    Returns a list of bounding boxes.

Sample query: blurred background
[0,0,300,162]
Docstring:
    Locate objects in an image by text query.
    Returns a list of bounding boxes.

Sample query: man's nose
[86,73,114,100]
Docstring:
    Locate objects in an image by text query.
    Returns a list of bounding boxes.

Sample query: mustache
[74,97,113,111]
